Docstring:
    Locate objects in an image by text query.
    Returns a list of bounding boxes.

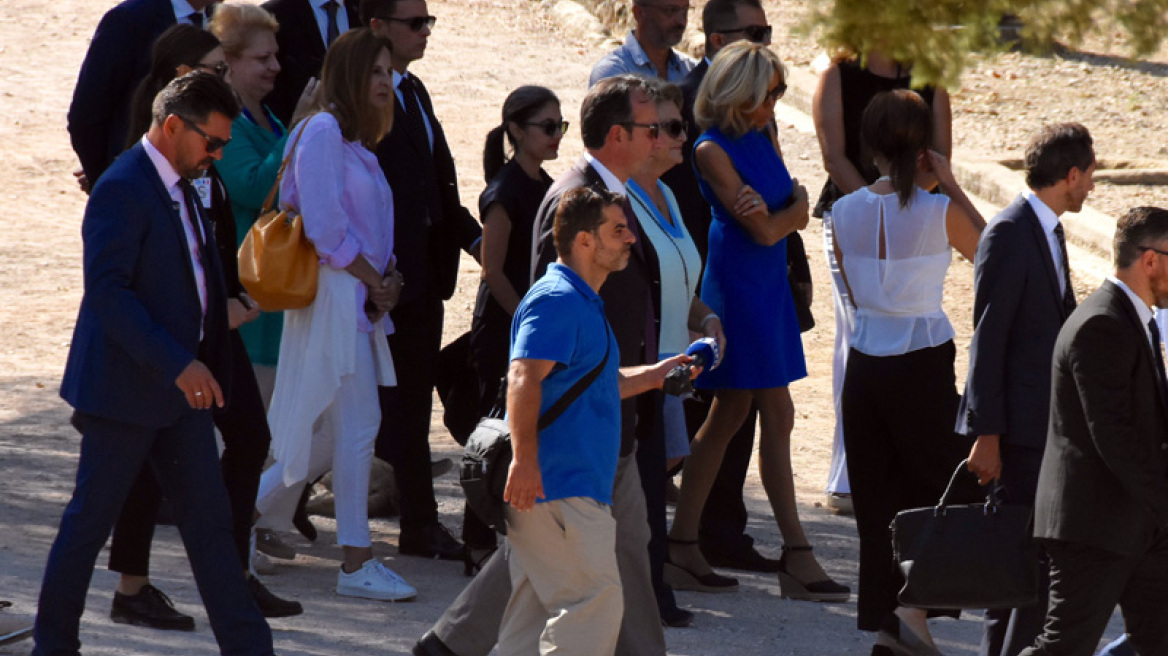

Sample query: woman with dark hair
[113,25,301,621]
[253,28,414,602]
[832,88,983,654]
[462,85,562,569]
[667,40,847,602]
[124,24,225,151]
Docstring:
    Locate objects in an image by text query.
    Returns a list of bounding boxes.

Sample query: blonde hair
[209,2,279,58]
[694,41,785,138]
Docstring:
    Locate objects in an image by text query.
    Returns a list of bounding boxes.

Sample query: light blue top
[588,31,696,87]
[510,263,621,505]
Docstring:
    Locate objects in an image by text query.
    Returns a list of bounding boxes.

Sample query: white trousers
[824,212,853,495]
[255,333,381,547]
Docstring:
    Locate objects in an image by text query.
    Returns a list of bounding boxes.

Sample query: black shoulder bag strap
[535,322,612,431]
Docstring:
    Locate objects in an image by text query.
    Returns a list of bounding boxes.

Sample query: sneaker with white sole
[336,560,417,601]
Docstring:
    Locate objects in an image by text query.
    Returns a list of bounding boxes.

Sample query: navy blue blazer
[61,143,232,429]
[68,0,176,184]
[957,194,1074,449]
[373,74,482,304]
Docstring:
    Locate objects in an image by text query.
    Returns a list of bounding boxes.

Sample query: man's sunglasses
[180,116,230,152]
[197,61,230,78]
[620,121,660,139]
[381,15,437,32]
[713,24,772,43]
[523,120,569,137]
[765,81,787,103]
[658,119,686,140]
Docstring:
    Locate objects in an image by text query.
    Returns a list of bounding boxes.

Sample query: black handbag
[459,332,610,535]
[890,460,1042,610]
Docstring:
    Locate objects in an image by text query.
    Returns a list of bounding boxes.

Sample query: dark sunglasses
[523,119,569,137]
[714,24,772,43]
[620,121,660,139]
[197,61,230,78]
[179,116,230,152]
[765,81,787,103]
[382,15,437,31]
[658,119,686,139]
[1139,244,1168,258]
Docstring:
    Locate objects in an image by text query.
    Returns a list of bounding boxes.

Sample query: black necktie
[1149,318,1168,396]
[1053,223,1076,315]
[188,10,204,29]
[176,179,208,254]
[398,76,432,157]
[324,0,340,47]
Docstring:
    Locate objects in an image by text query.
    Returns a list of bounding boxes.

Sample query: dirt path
[0,0,1123,654]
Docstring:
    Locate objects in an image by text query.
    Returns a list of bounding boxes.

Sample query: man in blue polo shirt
[500,187,693,656]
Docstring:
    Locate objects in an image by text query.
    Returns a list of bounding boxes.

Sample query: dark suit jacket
[373,74,481,305]
[1034,280,1168,557]
[262,0,359,126]
[530,157,660,456]
[68,0,176,184]
[61,144,232,429]
[957,195,1074,449]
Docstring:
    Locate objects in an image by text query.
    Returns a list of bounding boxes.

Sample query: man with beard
[588,0,695,87]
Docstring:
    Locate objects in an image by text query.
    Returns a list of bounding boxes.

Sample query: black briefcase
[890,460,1042,610]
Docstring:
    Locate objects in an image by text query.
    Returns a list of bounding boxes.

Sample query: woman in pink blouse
[253,28,415,602]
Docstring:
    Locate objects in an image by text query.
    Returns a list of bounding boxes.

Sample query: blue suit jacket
[957,194,1074,449]
[68,0,175,184]
[61,143,231,429]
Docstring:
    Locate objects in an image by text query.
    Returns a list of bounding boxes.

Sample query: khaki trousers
[498,497,623,656]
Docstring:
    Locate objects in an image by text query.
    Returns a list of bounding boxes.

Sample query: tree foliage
[805,0,1168,89]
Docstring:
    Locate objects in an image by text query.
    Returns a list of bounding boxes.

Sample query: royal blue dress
[695,126,807,389]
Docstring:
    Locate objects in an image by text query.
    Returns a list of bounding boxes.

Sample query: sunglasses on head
[382,15,437,31]
[765,80,787,103]
[523,119,569,137]
[714,24,772,43]
[179,116,230,152]
[197,61,229,78]
[657,119,686,139]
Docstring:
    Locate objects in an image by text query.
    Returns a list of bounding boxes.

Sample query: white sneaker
[336,560,417,601]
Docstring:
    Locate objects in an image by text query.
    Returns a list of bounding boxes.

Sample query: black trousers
[636,391,679,613]
[108,331,272,574]
[1019,532,1168,656]
[376,295,443,532]
[841,342,976,631]
[980,445,1049,656]
[682,392,757,552]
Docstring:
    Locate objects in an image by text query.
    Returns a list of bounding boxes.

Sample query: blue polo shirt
[510,263,621,505]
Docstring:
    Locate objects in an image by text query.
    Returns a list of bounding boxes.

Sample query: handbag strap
[259,120,311,215]
[536,323,612,432]
[937,458,1004,512]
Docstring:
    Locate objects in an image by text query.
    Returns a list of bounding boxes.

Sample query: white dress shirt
[310,0,350,48]
[171,0,207,25]
[1025,191,1068,296]
[141,136,208,332]
[583,153,626,195]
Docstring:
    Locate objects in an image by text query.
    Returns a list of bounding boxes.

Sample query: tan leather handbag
[237,124,318,311]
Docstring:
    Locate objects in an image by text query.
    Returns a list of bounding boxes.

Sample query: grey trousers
[433,454,667,656]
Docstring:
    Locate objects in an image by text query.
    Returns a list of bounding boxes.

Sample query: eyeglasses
[658,118,686,140]
[620,121,660,139]
[179,116,230,152]
[381,15,437,31]
[635,2,690,19]
[713,24,772,43]
[1139,245,1168,257]
[197,61,230,78]
[765,81,787,103]
[523,119,569,137]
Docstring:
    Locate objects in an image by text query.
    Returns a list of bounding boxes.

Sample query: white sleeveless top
[832,187,954,356]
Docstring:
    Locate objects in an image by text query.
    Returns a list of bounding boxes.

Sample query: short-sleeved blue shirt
[510,263,621,505]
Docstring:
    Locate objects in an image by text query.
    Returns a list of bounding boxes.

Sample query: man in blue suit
[957,123,1096,656]
[69,0,218,189]
[33,72,273,656]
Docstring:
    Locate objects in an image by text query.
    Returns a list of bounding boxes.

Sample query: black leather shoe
[248,576,303,618]
[659,604,694,628]
[413,630,459,656]
[701,543,782,573]
[110,584,195,631]
[292,484,317,542]
[399,522,465,561]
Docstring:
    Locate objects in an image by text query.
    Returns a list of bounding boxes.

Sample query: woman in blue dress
[667,41,849,601]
